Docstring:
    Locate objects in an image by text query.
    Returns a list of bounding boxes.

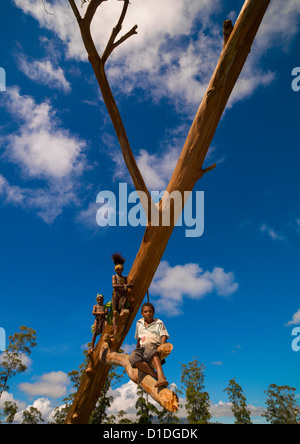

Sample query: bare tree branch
[68,0,82,23]
[103,0,129,54]
[102,0,138,64]
[202,163,217,176]
[41,0,54,15]
[98,336,179,412]
[223,19,234,47]
[68,0,152,217]
[103,24,138,64]
[84,0,107,27]
[96,60,152,213]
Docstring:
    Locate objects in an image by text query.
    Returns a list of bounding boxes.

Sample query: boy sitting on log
[129,302,169,388]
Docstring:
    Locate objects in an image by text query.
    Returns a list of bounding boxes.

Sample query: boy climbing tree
[111,253,134,338]
[129,303,169,388]
[90,294,108,353]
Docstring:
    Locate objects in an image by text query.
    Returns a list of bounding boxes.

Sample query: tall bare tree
[64,0,271,423]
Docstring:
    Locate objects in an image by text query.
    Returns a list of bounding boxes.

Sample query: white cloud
[103,0,223,108]
[14,397,57,424]
[107,379,180,421]
[1,393,67,424]
[0,351,32,370]
[228,65,275,108]
[12,0,85,60]
[209,400,265,419]
[107,123,190,190]
[150,261,238,316]
[95,0,299,108]
[226,0,300,108]
[106,380,264,422]
[256,0,300,51]
[18,56,71,93]
[3,87,85,180]
[110,123,221,190]
[18,371,69,399]
[246,404,266,419]
[260,223,286,242]
[0,87,87,223]
[107,380,139,420]
[12,0,299,111]
[122,343,136,355]
[8,0,300,222]
[136,147,179,191]
[209,400,233,418]
[0,391,27,412]
[0,173,82,224]
[0,175,25,205]
[286,309,300,326]
[75,201,99,228]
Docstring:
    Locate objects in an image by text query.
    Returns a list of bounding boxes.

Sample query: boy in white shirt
[129,302,169,388]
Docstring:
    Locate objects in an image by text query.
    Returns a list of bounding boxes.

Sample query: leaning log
[65,0,271,424]
[100,336,178,412]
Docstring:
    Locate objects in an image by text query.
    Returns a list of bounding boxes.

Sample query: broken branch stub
[100,337,178,413]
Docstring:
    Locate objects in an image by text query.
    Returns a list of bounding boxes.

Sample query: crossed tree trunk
[65,0,271,424]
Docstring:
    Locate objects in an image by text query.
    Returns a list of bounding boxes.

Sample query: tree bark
[65,0,271,424]
[99,337,178,412]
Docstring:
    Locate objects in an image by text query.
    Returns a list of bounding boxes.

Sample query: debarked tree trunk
[65,0,272,424]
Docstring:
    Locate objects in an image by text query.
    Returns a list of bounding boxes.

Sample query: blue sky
[0,0,300,424]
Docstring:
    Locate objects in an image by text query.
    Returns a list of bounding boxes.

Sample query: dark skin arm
[92,305,108,316]
[92,305,99,316]
[112,283,134,290]
[160,335,167,345]
[112,272,134,290]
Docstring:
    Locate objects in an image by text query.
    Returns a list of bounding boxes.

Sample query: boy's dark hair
[112,252,125,265]
[141,302,155,313]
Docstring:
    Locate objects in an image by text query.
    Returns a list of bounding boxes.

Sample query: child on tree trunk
[90,294,108,352]
[111,253,133,338]
[129,302,169,388]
